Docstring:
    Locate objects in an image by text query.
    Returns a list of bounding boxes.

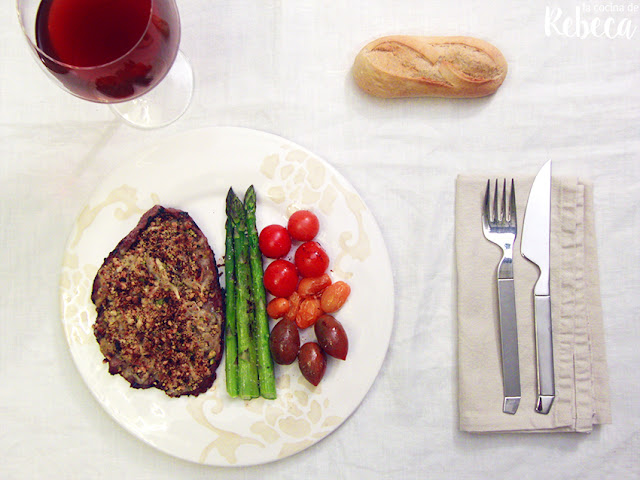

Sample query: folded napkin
[455,174,611,433]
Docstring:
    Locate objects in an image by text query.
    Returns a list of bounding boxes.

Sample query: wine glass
[16,0,193,129]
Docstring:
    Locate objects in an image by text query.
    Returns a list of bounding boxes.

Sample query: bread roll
[352,35,507,98]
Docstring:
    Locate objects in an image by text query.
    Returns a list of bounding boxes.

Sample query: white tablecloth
[2,1,638,478]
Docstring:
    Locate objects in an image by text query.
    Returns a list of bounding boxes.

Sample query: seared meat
[91,205,224,397]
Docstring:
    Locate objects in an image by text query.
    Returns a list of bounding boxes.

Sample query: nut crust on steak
[91,205,225,397]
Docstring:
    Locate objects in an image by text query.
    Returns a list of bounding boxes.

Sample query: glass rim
[16,0,156,71]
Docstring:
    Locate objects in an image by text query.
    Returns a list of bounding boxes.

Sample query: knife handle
[497,278,521,414]
[534,294,555,414]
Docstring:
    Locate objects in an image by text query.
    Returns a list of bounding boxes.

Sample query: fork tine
[509,178,516,224]
[501,179,507,223]
[483,180,491,221]
[493,179,499,222]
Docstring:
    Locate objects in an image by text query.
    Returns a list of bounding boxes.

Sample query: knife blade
[521,160,555,414]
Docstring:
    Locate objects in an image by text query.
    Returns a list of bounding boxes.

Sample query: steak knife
[521,160,555,414]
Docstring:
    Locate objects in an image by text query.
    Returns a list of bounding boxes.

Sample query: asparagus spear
[244,185,277,400]
[228,190,260,399]
[224,191,239,398]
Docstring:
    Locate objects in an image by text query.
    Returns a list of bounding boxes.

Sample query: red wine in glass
[34,0,180,103]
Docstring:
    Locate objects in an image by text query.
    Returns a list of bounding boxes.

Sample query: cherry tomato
[263,259,298,298]
[294,241,329,278]
[284,291,302,322]
[295,297,323,329]
[320,281,351,313]
[259,224,292,258]
[297,274,332,297]
[266,297,290,319]
[288,210,320,241]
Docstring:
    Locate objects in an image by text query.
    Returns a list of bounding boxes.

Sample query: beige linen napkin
[455,174,611,433]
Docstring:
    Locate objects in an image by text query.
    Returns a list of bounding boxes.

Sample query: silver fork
[482,179,521,415]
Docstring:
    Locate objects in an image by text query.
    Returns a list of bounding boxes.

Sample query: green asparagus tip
[226,188,237,214]
[244,185,256,207]
[229,194,247,226]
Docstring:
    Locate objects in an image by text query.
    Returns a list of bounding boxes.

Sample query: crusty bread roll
[352,35,507,98]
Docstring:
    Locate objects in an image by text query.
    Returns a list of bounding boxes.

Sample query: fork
[482,179,521,415]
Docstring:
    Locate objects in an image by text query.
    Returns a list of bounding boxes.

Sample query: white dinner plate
[60,126,394,466]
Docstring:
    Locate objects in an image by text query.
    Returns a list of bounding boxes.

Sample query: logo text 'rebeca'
[545,5,637,39]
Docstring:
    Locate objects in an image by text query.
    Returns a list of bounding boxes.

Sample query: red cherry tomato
[287,210,319,241]
[259,224,292,258]
[263,259,299,298]
[294,241,329,278]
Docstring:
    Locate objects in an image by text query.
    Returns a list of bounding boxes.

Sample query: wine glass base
[110,50,193,129]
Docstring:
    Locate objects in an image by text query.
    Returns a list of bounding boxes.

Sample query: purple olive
[298,342,326,386]
[269,319,300,365]
[314,314,348,360]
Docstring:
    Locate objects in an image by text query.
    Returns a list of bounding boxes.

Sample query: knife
[521,160,555,414]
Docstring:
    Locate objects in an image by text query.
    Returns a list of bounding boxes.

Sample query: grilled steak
[91,205,224,397]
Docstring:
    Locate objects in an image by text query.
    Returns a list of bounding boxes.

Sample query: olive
[269,319,300,365]
[314,314,348,360]
[298,342,326,386]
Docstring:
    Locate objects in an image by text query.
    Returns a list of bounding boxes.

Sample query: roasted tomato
[297,274,332,297]
[266,297,290,319]
[319,281,351,313]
